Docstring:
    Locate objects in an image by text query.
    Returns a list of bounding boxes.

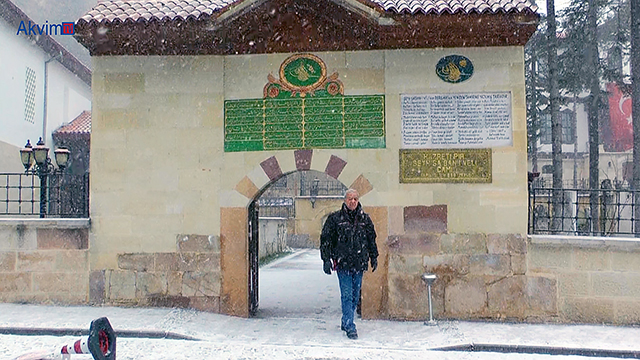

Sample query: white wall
[0,16,90,172]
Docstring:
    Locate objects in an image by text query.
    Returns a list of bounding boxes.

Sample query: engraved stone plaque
[399,149,492,183]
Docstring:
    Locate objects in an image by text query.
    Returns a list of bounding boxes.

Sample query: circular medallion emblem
[280,54,327,90]
[436,55,474,84]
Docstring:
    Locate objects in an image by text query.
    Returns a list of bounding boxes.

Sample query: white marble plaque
[401,92,512,149]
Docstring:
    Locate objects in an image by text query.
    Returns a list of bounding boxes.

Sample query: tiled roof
[54,111,91,135]
[367,0,538,14]
[77,0,537,24]
[78,0,235,23]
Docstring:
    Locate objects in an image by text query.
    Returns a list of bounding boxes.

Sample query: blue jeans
[337,269,363,332]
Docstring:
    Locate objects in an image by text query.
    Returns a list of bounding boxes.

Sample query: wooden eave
[74,0,539,56]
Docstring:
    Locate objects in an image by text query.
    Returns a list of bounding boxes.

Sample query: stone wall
[529,235,640,325]
[91,234,222,312]
[0,219,90,304]
[386,206,555,321]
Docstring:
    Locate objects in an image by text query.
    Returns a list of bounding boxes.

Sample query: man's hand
[323,260,332,275]
[370,257,378,272]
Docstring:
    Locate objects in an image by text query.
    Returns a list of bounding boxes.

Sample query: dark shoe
[346,330,358,339]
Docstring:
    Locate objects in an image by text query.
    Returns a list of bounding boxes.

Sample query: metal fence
[258,197,295,218]
[529,186,640,236]
[0,172,89,218]
[299,179,347,197]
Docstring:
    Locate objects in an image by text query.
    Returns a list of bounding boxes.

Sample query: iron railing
[529,186,640,236]
[299,179,347,197]
[258,197,295,218]
[0,172,89,218]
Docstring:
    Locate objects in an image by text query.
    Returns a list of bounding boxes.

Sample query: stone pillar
[220,207,249,317]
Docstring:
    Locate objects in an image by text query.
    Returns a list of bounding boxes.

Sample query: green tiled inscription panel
[224,95,385,152]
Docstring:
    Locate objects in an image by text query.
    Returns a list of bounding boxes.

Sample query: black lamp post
[20,137,70,218]
[310,178,320,208]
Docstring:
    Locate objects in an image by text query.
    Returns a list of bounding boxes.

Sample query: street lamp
[20,138,70,218]
[310,178,320,208]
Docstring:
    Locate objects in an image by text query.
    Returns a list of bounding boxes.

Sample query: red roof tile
[54,111,91,135]
[77,0,537,24]
[368,0,538,14]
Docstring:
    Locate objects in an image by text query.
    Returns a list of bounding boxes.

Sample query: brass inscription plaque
[399,149,492,183]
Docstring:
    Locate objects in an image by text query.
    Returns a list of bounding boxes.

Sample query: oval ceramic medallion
[280,54,327,90]
[436,55,474,84]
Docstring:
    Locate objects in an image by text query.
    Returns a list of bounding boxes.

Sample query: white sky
[536,0,572,15]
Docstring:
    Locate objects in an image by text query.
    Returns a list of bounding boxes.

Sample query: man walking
[320,189,378,340]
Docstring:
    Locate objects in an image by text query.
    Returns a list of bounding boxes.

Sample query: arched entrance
[219,150,388,318]
[249,170,347,317]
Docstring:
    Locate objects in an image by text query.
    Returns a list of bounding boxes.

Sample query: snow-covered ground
[1,249,640,360]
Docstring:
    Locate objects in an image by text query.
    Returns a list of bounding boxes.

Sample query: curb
[0,327,198,341]
[433,343,640,358]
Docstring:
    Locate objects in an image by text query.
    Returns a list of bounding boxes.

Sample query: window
[24,67,36,123]
[539,111,575,145]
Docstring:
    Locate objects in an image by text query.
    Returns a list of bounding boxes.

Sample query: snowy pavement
[1,249,640,359]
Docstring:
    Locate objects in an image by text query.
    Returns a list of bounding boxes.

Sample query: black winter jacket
[320,202,378,272]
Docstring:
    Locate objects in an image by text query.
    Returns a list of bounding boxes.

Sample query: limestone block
[220,207,249,317]
[190,296,221,313]
[469,254,510,276]
[17,251,56,272]
[388,206,404,236]
[156,253,180,272]
[136,272,167,297]
[167,272,183,296]
[42,293,88,305]
[0,226,37,251]
[234,176,259,201]
[387,273,444,319]
[146,295,190,308]
[33,273,88,294]
[445,277,487,317]
[528,245,572,271]
[346,51,384,70]
[614,300,640,325]
[404,205,447,234]
[526,276,558,315]
[488,275,526,318]
[0,273,31,292]
[591,272,640,297]
[55,251,89,273]
[107,270,136,300]
[558,272,589,297]
[39,229,86,250]
[487,234,509,254]
[508,234,527,254]
[340,69,385,94]
[170,253,221,272]
[611,251,640,272]
[182,271,221,297]
[441,233,487,255]
[89,270,105,305]
[573,248,610,271]
[118,253,154,271]
[388,254,424,275]
[511,254,527,275]
[388,233,440,255]
[104,73,144,94]
[423,254,470,281]
[177,235,220,253]
[560,297,614,324]
[493,206,528,234]
[0,252,16,272]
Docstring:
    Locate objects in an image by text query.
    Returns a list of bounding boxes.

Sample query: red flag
[606,82,633,152]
